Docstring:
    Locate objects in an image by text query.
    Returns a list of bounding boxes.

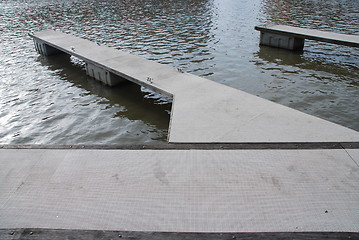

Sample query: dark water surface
[0,0,358,144]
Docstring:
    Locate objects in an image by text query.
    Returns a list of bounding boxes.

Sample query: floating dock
[29,30,359,143]
[0,30,358,238]
[255,24,359,50]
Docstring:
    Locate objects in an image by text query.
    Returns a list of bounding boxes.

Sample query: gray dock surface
[2,229,358,240]
[255,24,359,47]
[29,30,359,143]
[5,30,357,236]
[1,148,358,232]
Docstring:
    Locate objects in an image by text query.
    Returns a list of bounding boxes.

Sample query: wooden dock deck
[255,24,359,50]
[29,30,359,143]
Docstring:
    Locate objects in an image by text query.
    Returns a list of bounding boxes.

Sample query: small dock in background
[0,30,358,238]
[255,24,359,50]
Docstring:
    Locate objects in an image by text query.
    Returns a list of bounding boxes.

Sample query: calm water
[0,0,358,144]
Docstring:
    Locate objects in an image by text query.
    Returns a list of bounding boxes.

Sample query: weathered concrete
[34,39,63,56]
[2,142,359,150]
[258,31,305,50]
[255,24,359,50]
[85,62,125,86]
[29,30,359,143]
[347,149,359,166]
[0,148,358,232]
[1,229,358,240]
[168,80,359,143]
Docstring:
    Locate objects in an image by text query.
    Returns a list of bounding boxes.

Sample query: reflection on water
[261,0,359,33]
[44,54,171,125]
[254,0,359,131]
[256,47,358,82]
[0,0,358,144]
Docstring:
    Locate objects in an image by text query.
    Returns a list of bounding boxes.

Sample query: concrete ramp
[30,30,359,143]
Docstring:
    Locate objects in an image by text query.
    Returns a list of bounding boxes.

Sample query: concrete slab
[346,149,359,167]
[1,229,358,239]
[0,149,358,232]
[255,24,359,47]
[170,81,359,142]
[29,30,359,143]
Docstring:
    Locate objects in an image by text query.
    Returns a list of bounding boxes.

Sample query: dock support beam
[33,38,125,87]
[33,39,63,56]
[85,63,126,86]
[259,32,304,50]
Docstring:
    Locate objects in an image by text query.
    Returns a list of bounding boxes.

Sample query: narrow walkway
[29,30,359,143]
[1,148,358,232]
[255,24,359,49]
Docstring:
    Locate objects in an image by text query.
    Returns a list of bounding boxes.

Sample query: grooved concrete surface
[255,24,359,47]
[30,30,359,143]
[347,149,359,166]
[1,149,358,232]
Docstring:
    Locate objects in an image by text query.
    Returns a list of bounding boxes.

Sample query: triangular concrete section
[168,75,359,142]
[30,30,359,143]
